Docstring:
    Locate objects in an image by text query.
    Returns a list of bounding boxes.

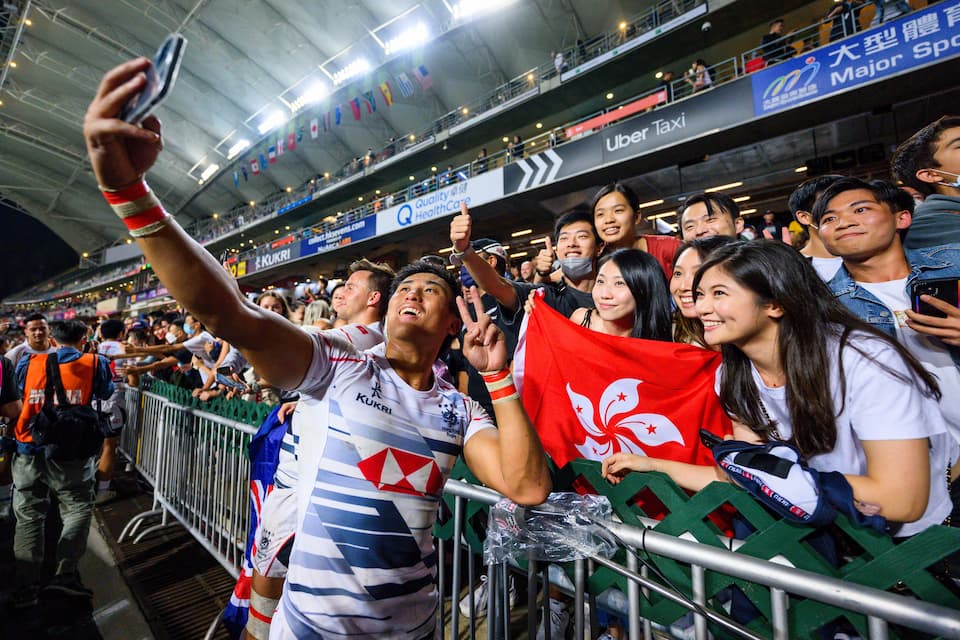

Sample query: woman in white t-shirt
[690,241,951,535]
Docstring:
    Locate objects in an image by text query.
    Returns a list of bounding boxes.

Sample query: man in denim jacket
[812,177,960,518]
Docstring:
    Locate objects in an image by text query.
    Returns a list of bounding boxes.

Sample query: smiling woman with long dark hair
[605,241,955,536]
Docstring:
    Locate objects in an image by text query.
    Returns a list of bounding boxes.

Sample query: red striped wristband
[101,180,170,237]
[480,369,519,404]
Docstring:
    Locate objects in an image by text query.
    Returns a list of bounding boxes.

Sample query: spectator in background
[891,115,960,248]
[255,291,291,321]
[6,314,56,367]
[787,174,845,281]
[519,260,535,283]
[452,204,599,322]
[328,282,347,328]
[94,319,127,503]
[552,50,567,76]
[476,147,489,174]
[657,70,675,103]
[760,211,786,241]
[508,135,524,162]
[760,19,791,64]
[872,0,910,24]
[670,236,739,348]
[825,0,861,42]
[593,182,682,278]
[684,59,712,93]
[678,193,744,241]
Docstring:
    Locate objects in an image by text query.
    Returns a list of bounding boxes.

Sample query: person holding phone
[813,178,960,498]
[84,57,550,640]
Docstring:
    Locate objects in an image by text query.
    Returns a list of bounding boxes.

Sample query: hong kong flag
[514,295,730,470]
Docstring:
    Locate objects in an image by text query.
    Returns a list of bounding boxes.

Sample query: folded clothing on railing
[703,433,888,533]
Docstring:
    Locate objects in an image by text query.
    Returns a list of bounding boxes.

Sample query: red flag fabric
[350,98,362,121]
[517,299,731,470]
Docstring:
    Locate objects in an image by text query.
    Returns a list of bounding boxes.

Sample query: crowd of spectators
[5,107,955,636]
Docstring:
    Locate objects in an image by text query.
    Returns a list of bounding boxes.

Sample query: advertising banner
[751,3,960,116]
[376,171,504,236]
[247,242,302,275]
[300,217,377,258]
[502,135,604,195]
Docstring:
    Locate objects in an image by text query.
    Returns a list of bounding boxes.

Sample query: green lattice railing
[438,457,960,639]
[144,378,272,426]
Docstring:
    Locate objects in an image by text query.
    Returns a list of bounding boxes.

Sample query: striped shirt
[271,332,494,639]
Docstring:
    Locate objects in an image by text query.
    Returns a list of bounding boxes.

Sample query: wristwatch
[449,246,473,266]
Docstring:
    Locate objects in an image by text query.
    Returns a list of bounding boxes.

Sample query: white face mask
[934,169,960,189]
[165,331,177,344]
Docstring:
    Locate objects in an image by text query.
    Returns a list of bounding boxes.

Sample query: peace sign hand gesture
[457,286,507,372]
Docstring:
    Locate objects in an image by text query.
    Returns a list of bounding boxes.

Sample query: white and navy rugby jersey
[272,333,494,639]
[274,323,385,493]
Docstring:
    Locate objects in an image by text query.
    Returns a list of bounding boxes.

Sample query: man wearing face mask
[892,115,960,248]
[450,203,600,327]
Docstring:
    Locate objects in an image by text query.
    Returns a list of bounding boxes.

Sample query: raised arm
[457,288,551,505]
[450,203,520,312]
[83,58,312,390]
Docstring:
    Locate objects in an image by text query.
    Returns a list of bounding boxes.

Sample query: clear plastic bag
[484,492,619,565]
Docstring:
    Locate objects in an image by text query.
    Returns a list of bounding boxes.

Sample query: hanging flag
[233,171,240,188]
[350,97,362,121]
[268,145,277,163]
[259,152,268,172]
[310,118,319,139]
[379,81,393,107]
[222,407,287,639]
[277,136,285,157]
[362,90,376,114]
[413,64,433,90]
[241,164,249,181]
[335,104,342,125]
[396,72,415,98]
[287,126,297,152]
[323,111,331,132]
[297,126,304,143]
[249,157,260,176]
[514,297,730,470]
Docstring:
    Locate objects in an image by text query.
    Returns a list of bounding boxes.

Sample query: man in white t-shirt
[95,319,128,503]
[815,177,960,468]
[87,60,549,638]
[6,314,56,368]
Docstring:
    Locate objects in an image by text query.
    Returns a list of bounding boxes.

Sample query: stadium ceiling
[0,0,655,254]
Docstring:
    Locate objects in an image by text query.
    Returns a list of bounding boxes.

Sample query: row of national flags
[232,65,433,188]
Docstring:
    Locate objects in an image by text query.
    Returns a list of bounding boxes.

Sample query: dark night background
[1,202,79,300]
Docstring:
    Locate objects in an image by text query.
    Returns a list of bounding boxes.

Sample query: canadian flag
[515,296,730,470]
[249,157,260,175]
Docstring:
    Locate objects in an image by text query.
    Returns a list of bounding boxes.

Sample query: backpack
[27,353,111,460]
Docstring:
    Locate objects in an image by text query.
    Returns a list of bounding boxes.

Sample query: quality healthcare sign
[751,2,960,116]
[376,170,503,236]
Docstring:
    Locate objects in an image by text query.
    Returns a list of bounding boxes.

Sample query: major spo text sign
[751,2,960,116]
[376,171,504,236]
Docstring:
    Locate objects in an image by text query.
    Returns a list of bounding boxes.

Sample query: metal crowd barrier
[114,386,960,640]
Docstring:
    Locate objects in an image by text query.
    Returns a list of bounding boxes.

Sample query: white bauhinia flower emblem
[566,379,685,460]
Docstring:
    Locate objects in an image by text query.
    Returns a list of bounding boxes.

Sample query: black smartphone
[217,366,233,377]
[120,33,187,124]
[911,278,960,319]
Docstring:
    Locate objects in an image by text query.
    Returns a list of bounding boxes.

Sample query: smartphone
[120,33,187,124]
[911,278,960,319]
[217,366,233,377]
